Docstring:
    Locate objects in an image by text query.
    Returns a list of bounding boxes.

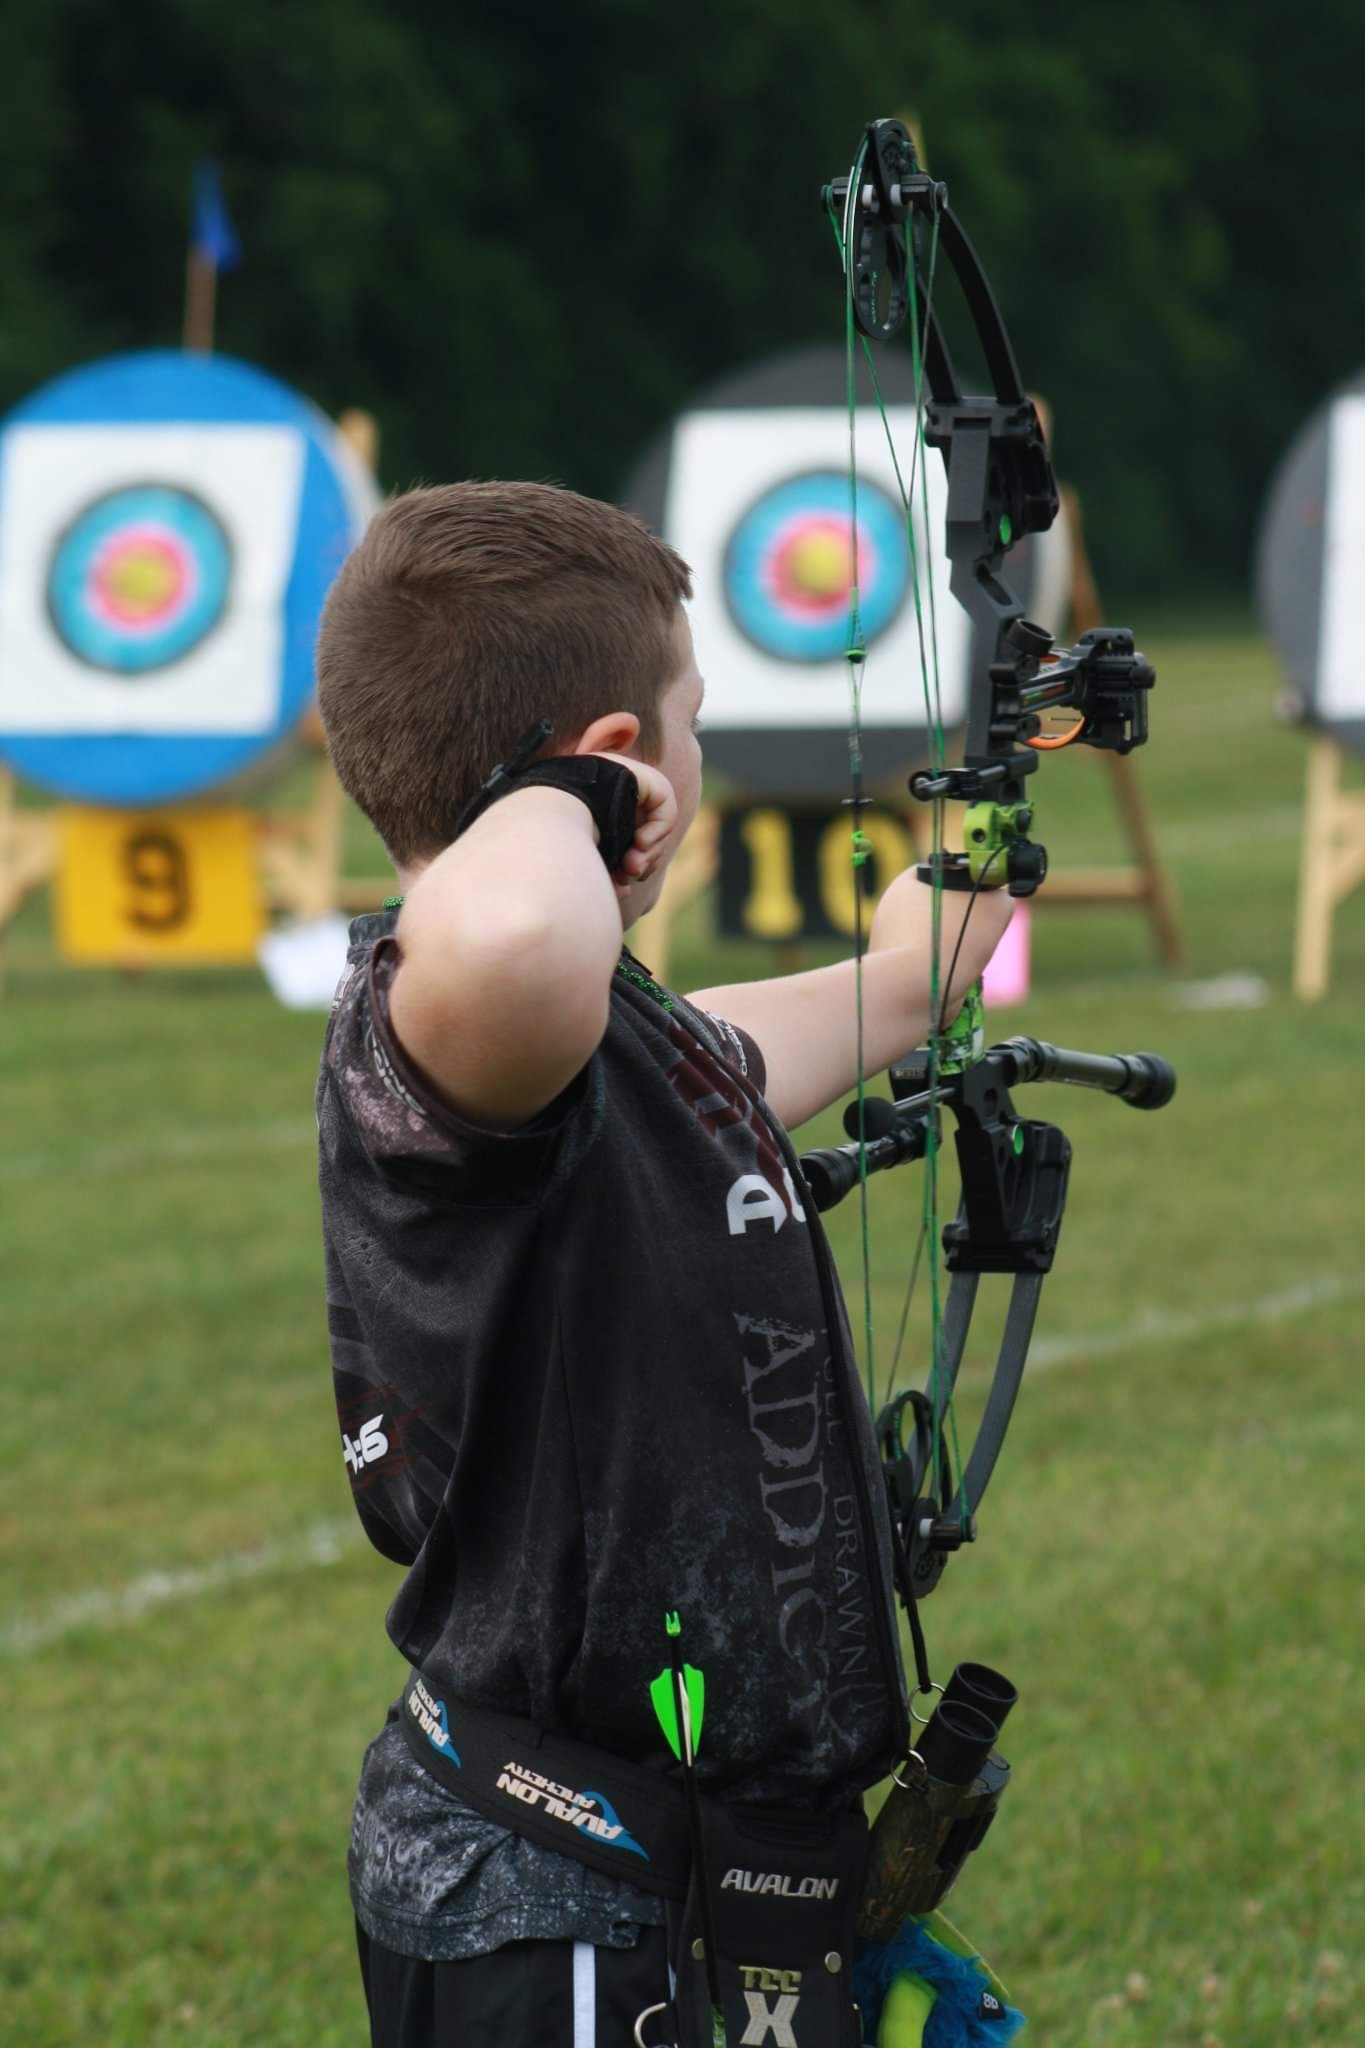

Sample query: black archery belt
[401,1671,870,2044]
[401,1669,694,1894]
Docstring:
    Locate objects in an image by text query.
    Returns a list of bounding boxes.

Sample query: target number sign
[55,805,264,964]
[717,802,916,943]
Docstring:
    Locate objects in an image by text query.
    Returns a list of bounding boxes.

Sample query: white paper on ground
[257,915,353,1010]
[1171,971,1271,1011]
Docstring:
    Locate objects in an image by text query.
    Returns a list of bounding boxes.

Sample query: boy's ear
[573,711,641,759]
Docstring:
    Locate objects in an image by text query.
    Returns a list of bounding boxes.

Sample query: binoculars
[859,1662,1017,1939]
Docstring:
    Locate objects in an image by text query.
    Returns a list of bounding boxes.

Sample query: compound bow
[798,120,1173,1622]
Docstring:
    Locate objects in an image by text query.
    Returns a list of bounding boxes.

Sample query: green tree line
[2,0,1361,600]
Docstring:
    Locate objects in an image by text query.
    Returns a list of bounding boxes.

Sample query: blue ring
[723,471,908,662]
[47,484,232,674]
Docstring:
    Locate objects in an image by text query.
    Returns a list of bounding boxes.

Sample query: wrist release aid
[463,753,640,873]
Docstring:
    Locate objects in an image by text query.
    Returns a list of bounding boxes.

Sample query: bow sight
[910,622,1156,897]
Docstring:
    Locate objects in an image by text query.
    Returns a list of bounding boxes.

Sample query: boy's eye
[691,716,704,735]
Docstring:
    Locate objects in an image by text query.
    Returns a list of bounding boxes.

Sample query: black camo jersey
[318,912,906,1959]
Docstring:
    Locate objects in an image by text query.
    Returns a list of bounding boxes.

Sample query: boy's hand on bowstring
[590,753,679,886]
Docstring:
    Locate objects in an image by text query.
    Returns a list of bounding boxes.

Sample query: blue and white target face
[0,351,377,805]
[48,483,232,674]
[724,471,908,662]
[662,408,970,735]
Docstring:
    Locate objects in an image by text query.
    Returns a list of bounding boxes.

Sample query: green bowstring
[829,151,968,1525]
[832,147,878,1413]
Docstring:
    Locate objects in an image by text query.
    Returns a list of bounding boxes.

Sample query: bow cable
[831,146,969,1531]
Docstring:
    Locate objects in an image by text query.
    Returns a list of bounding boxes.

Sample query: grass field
[3,618,1362,2047]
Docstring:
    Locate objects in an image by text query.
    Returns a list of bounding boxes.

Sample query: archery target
[623,347,971,796]
[668,408,967,733]
[723,470,909,662]
[2,424,300,737]
[0,351,376,804]
[47,483,231,673]
[1008,494,1072,644]
[1256,369,1365,757]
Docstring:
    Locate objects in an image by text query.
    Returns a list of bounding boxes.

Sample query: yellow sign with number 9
[55,805,265,964]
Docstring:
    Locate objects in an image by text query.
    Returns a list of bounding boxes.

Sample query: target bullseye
[724,470,907,662]
[99,533,185,622]
[774,520,859,612]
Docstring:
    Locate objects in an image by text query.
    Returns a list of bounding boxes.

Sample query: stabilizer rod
[798,1040,1176,1214]
[991,1037,1176,1110]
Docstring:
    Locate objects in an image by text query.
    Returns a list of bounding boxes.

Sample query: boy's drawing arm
[687,871,1014,1131]
[386,787,626,1129]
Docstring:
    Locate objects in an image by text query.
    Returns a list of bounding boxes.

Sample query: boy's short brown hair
[316,482,692,866]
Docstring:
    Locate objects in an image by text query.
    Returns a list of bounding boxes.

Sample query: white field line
[5,1275,1359,1664]
[996,1269,1365,1376]
[1065,802,1301,862]
[0,1118,314,1184]
[0,1517,362,1660]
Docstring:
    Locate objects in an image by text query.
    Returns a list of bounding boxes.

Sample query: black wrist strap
[484,757,640,872]
[453,721,639,874]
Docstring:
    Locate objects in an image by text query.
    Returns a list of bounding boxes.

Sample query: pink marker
[981,901,1031,1009]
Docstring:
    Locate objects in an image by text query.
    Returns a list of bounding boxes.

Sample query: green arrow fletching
[649,1660,705,1761]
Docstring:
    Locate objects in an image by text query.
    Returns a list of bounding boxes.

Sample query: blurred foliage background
[3,0,1363,597]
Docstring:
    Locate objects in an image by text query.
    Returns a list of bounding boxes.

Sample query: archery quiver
[860,1664,1016,1938]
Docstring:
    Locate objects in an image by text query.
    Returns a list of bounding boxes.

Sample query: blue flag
[191,160,240,270]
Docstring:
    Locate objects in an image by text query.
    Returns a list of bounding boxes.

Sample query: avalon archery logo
[408,1677,462,1766]
[495,1761,649,1860]
[721,1869,837,1900]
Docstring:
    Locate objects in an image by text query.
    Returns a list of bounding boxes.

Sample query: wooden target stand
[253,407,391,925]
[0,405,388,987]
[1292,736,1365,1000]
[1257,369,1365,1002]
[0,772,56,986]
[636,482,1184,983]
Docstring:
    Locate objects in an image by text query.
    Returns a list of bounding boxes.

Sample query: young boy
[315,481,1011,2048]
